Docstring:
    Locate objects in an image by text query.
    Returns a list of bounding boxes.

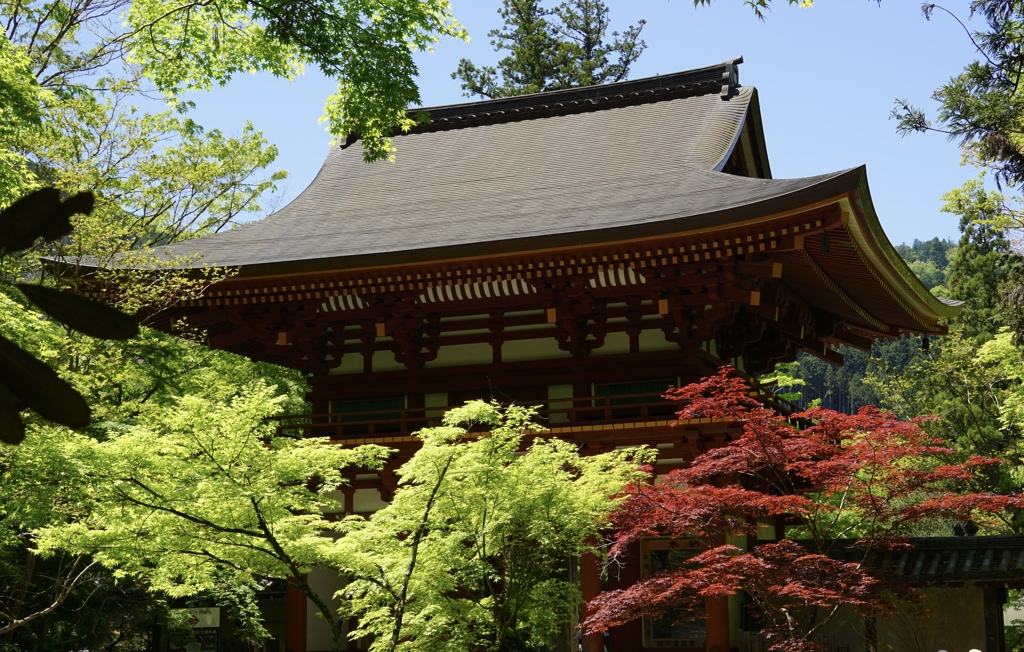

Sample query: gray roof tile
[156,66,858,275]
[828,535,1024,586]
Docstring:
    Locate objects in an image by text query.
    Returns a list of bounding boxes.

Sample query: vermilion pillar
[580,551,604,652]
[285,580,307,652]
[705,595,730,652]
[607,541,642,652]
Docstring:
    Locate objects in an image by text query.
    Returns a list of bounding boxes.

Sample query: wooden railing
[271,391,680,441]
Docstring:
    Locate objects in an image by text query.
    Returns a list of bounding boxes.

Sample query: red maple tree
[583,367,1021,652]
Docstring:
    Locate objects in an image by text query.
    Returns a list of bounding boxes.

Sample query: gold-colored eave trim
[797,246,889,332]
[207,192,853,288]
[840,180,961,329]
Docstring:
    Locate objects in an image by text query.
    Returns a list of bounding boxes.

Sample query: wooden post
[285,580,307,652]
[607,541,642,652]
[984,587,1006,652]
[705,595,730,652]
[580,551,604,652]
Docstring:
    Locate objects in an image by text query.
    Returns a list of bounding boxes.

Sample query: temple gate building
[142,59,1000,652]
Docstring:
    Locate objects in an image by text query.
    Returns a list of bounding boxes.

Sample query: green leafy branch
[0,188,139,444]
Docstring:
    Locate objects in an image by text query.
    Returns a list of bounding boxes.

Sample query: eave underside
[153,198,951,378]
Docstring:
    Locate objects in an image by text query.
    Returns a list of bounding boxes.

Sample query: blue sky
[188,0,983,247]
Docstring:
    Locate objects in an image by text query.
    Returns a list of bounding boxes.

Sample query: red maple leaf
[584,367,1023,650]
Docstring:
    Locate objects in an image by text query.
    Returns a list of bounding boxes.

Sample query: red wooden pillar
[285,580,307,652]
[705,595,730,652]
[607,541,642,652]
[580,551,604,652]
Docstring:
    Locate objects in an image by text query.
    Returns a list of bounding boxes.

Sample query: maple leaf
[585,367,1020,649]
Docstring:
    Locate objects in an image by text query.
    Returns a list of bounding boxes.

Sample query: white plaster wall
[741,588,989,652]
[503,337,572,363]
[424,342,492,368]
[424,391,448,424]
[591,331,630,356]
[320,489,345,515]
[306,566,346,651]
[353,487,388,513]
[1005,603,1024,626]
[822,605,869,652]
[547,384,574,424]
[328,352,363,375]
[326,326,680,375]
[370,349,404,372]
[639,327,680,352]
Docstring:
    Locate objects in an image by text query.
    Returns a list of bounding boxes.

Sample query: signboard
[183,607,220,629]
[169,607,220,652]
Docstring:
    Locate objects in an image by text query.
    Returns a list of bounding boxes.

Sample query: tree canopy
[452,0,646,98]
[3,0,466,163]
[0,0,469,643]
[0,269,317,646]
[39,381,388,651]
[338,401,652,652]
[584,368,1020,652]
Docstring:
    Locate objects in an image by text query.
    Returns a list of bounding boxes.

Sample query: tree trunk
[551,554,579,652]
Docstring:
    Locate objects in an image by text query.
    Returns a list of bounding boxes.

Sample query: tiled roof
[150,59,863,276]
[829,535,1024,586]
[96,58,959,338]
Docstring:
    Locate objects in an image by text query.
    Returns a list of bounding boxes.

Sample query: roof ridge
[360,57,744,141]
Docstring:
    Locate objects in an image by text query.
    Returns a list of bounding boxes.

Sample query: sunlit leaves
[338,401,652,652]
[41,382,389,597]
[123,0,466,162]
[0,33,46,206]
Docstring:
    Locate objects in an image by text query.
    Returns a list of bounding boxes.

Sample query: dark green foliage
[0,189,139,445]
[895,237,955,290]
[946,218,1018,340]
[0,552,165,651]
[895,237,953,270]
[204,571,270,643]
[453,0,646,98]
[1005,281,1024,345]
[773,339,923,414]
[939,180,1024,341]
[894,2,1024,187]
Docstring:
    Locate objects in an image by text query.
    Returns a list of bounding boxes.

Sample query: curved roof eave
[843,170,962,326]
[740,88,772,179]
[216,167,872,280]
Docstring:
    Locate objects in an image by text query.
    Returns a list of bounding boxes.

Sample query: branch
[924,4,1002,72]
[388,451,456,652]
[0,558,98,636]
[116,478,263,538]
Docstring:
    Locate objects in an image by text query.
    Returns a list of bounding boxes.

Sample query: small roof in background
[830,535,1024,587]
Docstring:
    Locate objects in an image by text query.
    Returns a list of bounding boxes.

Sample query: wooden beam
[735,259,782,279]
[721,286,761,307]
[208,329,258,350]
[799,339,844,366]
[830,327,874,352]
